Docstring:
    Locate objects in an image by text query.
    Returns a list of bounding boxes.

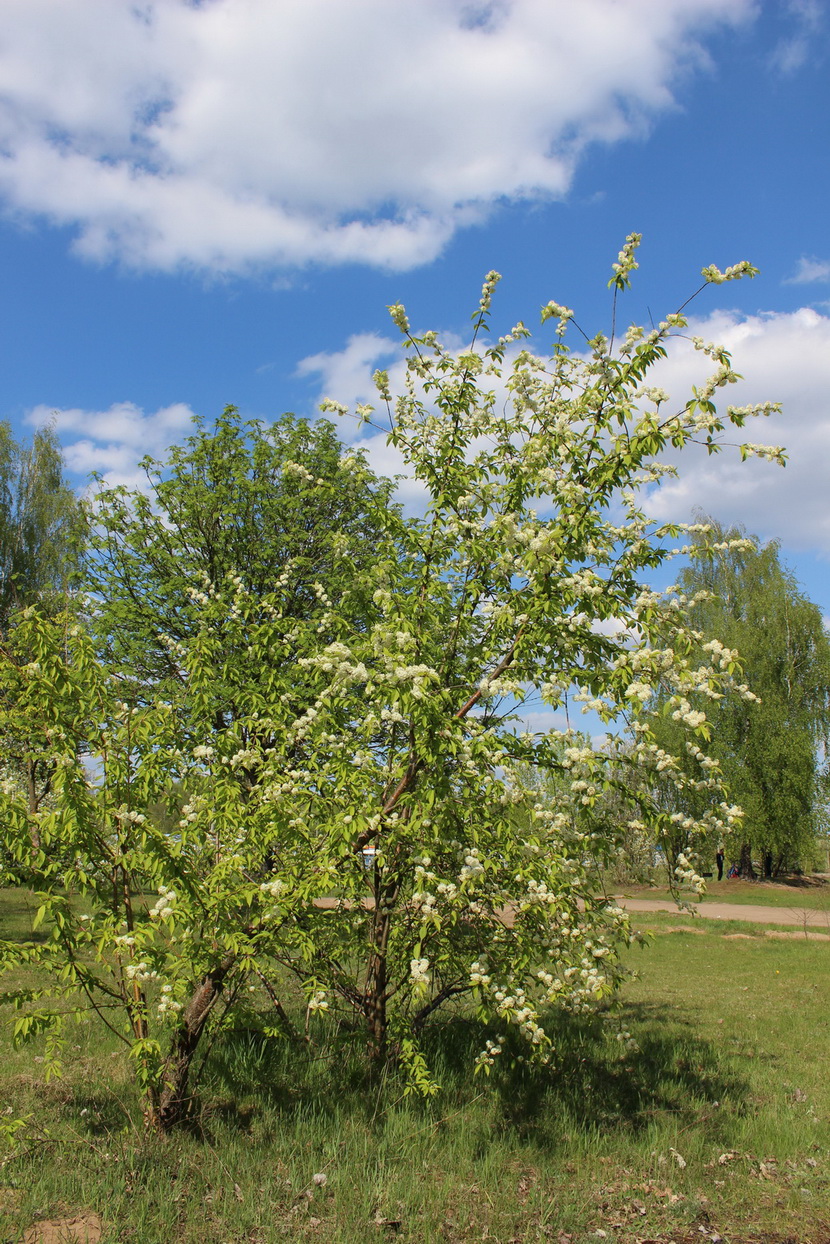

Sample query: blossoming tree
[0,239,779,1126]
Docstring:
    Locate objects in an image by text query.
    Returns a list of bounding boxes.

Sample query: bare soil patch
[23,1214,102,1244]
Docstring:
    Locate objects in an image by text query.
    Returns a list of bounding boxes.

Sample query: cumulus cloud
[785,256,830,285]
[25,400,197,490]
[298,328,466,507]
[642,307,830,553]
[296,333,400,439]
[0,0,753,274]
[26,302,830,557]
[298,306,830,554]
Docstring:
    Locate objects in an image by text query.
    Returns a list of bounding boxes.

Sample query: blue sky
[1,0,829,618]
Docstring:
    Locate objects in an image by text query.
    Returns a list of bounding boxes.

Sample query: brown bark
[156,952,236,1130]
[739,841,756,879]
[364,866,402,1062]
[25,756,45,850]
[364,907,390,1062]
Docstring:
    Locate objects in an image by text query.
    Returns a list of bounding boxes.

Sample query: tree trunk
[25,757,41,850]
[739,841,755,878]
[155,953,236,1130]
[364,871,396,1063]
[365,911,389,1063]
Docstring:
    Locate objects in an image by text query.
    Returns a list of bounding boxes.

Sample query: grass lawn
[1,887,829,1243]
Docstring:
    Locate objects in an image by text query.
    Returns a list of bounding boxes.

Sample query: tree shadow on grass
[476,1001,748,1147]
[199,998,748,1148]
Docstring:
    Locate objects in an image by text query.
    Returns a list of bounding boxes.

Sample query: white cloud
[27,303,830,560]
[768,0,824,74]
[297,333,400,439]
[511,710,570,736]
[25,400,196,490]
[642,307,830,553]
[297,329,472,507]
[0,0,753,274]
[298,304,830,555]
[785,256,830,285]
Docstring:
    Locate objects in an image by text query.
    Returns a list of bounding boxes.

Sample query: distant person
[716,846,724,881]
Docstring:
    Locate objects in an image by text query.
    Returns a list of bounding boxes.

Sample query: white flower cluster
[701,261,757,283]
[259,878,286,899]
[124,961,158,982]
[388,303,410,334]
[700,638,739,668]
[299,641,369,688]
[674,853,706,895]
[157,984,183,1019]
[150,887,177,920]
[740,442,786,463]
[727,401,781,420]
[282,460,316,481]
[636,386,670,406]
[459,849,484,884]
[523,878,557,906]
[492,986,547,1045]
[474,1035,506,1072]
[671,698,707,729]
[229,748,260,769]
[158,632,187,657]
[186,586,211,607]
[610,232,642,285]
[469,959,491,988]
[411,890,438,919]
[113,806,146,826]
[559,957,609,1009]
[178,795,206,828]
[478,269,501,314]
[686,741,719,771]
[690,336,730,362]
[410,958,431,987]
[307,991,329,1013]
[614,1028,639,1052]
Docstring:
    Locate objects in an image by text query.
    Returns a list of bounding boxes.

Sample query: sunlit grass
[2,887,829,1242]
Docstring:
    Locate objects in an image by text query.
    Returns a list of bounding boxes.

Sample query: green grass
[2,887,830,1243]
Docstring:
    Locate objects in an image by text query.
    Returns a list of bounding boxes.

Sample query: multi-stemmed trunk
[150,953,236,1131]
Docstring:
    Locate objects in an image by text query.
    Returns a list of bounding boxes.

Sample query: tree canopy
[0,422,84,630]
[86,406,396,711]
[0,423,85,827]
[657,518,830,874]
[0,242,782,1128]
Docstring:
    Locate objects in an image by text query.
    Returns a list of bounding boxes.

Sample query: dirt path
[616,896,830,928]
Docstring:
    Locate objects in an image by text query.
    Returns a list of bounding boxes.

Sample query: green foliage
[0,424,85,837]
[655,519,830,872]
[86,406,395,709]
[0,243,781,1121]
[0,422,84,631]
